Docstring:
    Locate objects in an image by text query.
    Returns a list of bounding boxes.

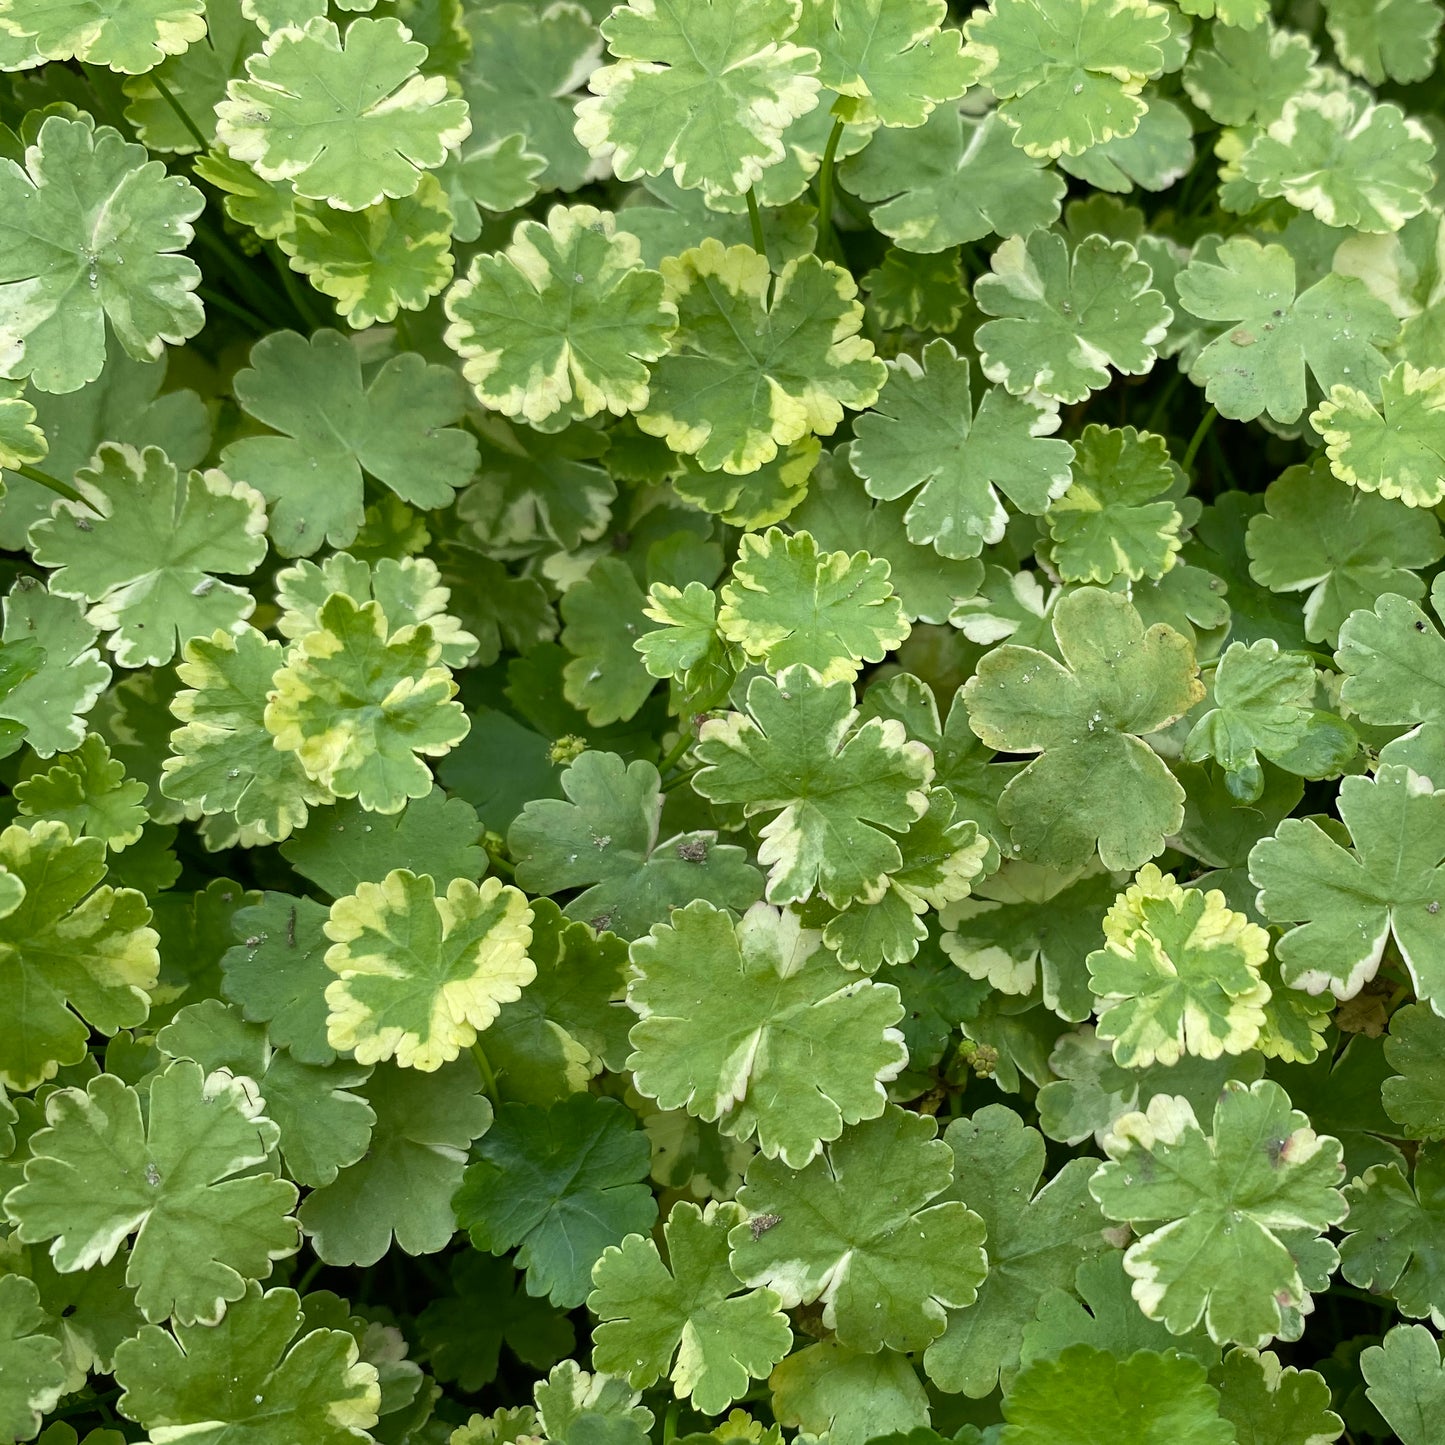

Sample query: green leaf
[298,1058,492,1266]
[284,174,455,330]
[532,1359,653,1445]
[1215,1347,1344,1445]
[730,1105,986,1352]
[1058,96,1195,194]
[455,1093,657,1307]
[1322,0,1442,84]
[1181,20,1318,128]
[1174,237,1397,423]
[793,0,976,127]
[1361,1324,1445,1445]
[443,204,675,427]
[323,870,534,1071]
[1249,766,1445,1002]
[1045,425,1182,584]
[850,339,1073,561]
[717,527,909,680]
[842,108,1065,253]
[0,1274,66,1445]
[1340,1145,1445,1321]
[1240,89,1436,234]
[574,0,821,199]
[1384,1004,1445,1140]
[15,733,149,849]
[444,134,547,240]
[0,0,205,71]
[113,1282,381,1445]
[222,329,478,557]
[692,665,933,905]
[974,230,1171,404]
[0,586,103,759]
[640,241,885,474]
[1089,1080,1347,1346]
[589,1199,792,1413]
[1248,458,1443,646]
[769,1339,928,1445]
[963,0,1172,157]
[861,247,970,330]
[626,900,905,1165]
[4,1060,299,1325]
[161,626,330,842]
[215,15,470,210]
[559,557,656,727]
[0,820,157,1091]
[1087,864,1271,1067]
[1312,361,1445,508]
[509,751,761,941]
[264,593,469,814]
[923,1105,1107,1396]
[0,114,203,394]
[30,443,266,668]
[962,587,1203,871]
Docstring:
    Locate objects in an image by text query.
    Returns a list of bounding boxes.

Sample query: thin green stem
[267,244,328,332]
[814,115,845,260]
[470,1042,500,1105]
[197,285,269,334]
[663,1402,681,1445]
[1181,404,1218,473]
[657,728,694,778]
[14,463,87,507]
[192,227,292,322]
[745,186,769,267]
[150,73,210,153]
[295,1256,325,1294]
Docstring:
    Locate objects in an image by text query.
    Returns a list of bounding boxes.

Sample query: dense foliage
[0,0,1443,1441]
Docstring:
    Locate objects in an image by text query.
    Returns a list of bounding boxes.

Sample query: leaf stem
[470,1041,500,1105]
[267,243,329,332]
[745,186,769,268]
[197,285,270,334]
[149,73,210,153]
[13,463,87,507]
[657,728,694,778]
[815,115,846,261]
[1181,404,1217,473]
[295,1256,325,1294]
[192,227,293,324]
[663,1401,680,1445]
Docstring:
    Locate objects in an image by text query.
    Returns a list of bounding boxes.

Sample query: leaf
[1248,766,1445,1002]
[923,1105,1106,1396]
[730,1105,986,1352]
[1045,425,1182,584]
[849,339,1073,561]
[4,1060,299,1325]
[841,108,1065,253]
[1361,1323,1445,1445]
[1089,1080,1347,1346]
[264,593,469,815]
[1058,96,1195,194]
[298,1058,492,1266]
[0,820,157,1091]
[717,527,909,681]
[532,1359,653,1445]
[215,16,470,210]
[0,379,44,470]
[161,626,330,842]
[509,751,761,941]
[283,174,456,329]
[444,134,547,240]
[559,557,656,727]
[0,1274,66,1444]
[454,1093,657,1307]
[443,204,675,427]
[112,1282,380,1445]
[626,900,905,1166]
[692,664,933,906]
[30,443,267,668]
[0,0,206,71]
[323,870,534,1071]
[222,329,478,557]
[573,0,821,199]
[15,733,149,849]
[999,1345,1233,1445]
[793,0,976,127]
[963,0,1172,157]
[1322,0,1443,84]
[861,247,970,330]
[639,241,885,474]
[962,586,1202,871]
[1240,89,1436,234]
[974,231,1171,404]
[1383,1004,1445,1140]
[1339,1146,1445,1321]
[1174,237,1397,423]
[459,1,601,192]
[768,1339,929,1445]
[1215,1347,1344,1445]
[589,1199,792,1414]
[0,113,204,393]
[1181,20,1319,128]
[1312,362,1445,508]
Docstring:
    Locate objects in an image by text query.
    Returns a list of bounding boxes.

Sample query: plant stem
[745,185,769,268]
[470,1041,500,1105]
[192,226,292,323]
[657,728,694,778]
[267,243,328,332]
[815,115,845,260]
[663,1401,680,1445]
[295,1256,325,1294]
[1181,404,1217,473]
[197,285,269,334]
[14,463,87,506]
[150,73,210,153]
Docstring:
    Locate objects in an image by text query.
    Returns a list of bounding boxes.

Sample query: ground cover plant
[1,0,1445,1440]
